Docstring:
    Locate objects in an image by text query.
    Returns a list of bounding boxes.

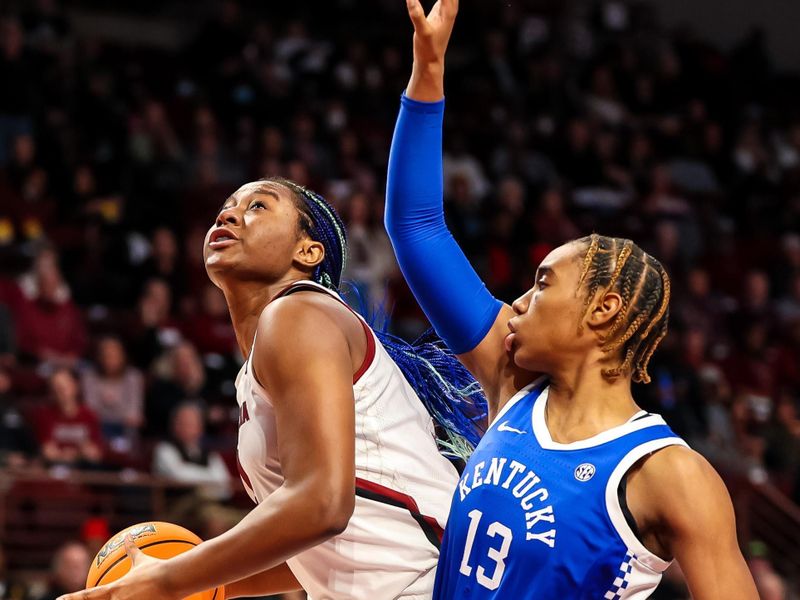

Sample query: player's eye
[249,201,266,210]
[537,278,548,290]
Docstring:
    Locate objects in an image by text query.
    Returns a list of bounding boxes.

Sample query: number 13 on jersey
[458,509,513,591]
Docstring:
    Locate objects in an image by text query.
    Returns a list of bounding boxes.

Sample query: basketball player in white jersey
[59,177,482,600]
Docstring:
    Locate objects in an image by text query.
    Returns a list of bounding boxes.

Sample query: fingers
[406,0,428,32]
[124,534,143,567]
[443,0,459,14]
[57,589,103,600]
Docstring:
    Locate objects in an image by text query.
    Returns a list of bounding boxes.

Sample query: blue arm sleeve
[385,93,503,355]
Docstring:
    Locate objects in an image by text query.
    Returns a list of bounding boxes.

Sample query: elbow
[305,483,354,539]
[318,487,355,537]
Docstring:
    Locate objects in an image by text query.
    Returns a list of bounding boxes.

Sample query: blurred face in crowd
[140,279,171,320]
[744,270,770,307]
[204,180,322,289]
[98,337,126,377]
[687,268,710,298]
[52,542,90,592]
[201,284,228,317]
[152,227,178,262]
[172,404,204,446]
[50,369,79,414]
[172,342,204,392]
[13,134,35,166]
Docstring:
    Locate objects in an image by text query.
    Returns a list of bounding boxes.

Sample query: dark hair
[262,177,348,290]
[576,234,671,384]
[265,176,487,458]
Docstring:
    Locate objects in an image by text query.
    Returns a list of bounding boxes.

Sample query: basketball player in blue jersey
[385,0,759,598]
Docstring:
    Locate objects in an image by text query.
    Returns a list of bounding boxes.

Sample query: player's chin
[510,341,545,372]
[204,251,238,275]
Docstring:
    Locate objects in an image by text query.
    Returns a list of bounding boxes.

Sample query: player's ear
[587,291,622,329]
[295,239,325,271]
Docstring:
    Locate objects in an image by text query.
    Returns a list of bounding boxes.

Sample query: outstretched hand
[57,536,177,600]
[405,0,458,101]
[406,0,458,65]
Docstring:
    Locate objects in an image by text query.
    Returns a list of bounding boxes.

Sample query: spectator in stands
[0,368,37,468]
[8,246,87,366]
[0,544,29,600]
[146,341,210,438]
[152,402,231,500]
[79,517,111,558]
[181,284,237,357]
[0,303,15,368]
[126,278,181,369]
[340,192,396,308]
[763,391,800,493]
[32,541,90,600]
[35,368,103,468]
[748,545,789,600]
[80,335,144,449]
[132,227,186,303]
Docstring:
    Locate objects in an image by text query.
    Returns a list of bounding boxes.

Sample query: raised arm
[385,0,536,410]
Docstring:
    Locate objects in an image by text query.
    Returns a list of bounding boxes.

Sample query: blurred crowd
[1,0,799,597]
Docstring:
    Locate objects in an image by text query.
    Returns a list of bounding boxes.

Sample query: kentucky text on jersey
[433,377,689,600]
[458,458,556,548]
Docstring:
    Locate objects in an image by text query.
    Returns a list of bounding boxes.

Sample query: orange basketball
[86,521,224,600]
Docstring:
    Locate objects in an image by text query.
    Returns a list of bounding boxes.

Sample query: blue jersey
[433,378,687,600]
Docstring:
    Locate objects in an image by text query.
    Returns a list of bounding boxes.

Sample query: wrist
[407,62,445,103]
[157,559,185,600]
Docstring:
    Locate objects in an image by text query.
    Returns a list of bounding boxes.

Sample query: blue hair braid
[263,176,488,459]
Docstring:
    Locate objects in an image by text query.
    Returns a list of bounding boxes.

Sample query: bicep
[253,306,356,497]
[457,303,539,413]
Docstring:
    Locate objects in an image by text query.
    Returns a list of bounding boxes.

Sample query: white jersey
[235,281,460,600]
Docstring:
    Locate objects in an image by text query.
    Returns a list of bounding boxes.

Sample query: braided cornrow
[575,235,671,383]
[262,177,348,289]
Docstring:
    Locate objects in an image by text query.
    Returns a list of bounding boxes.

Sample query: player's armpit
[456,304,541,417]
[638,446,758,600]
[224,562,302,598]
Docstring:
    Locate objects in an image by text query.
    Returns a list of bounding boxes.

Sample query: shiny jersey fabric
[434,378,687,600]
[235,281,459,599]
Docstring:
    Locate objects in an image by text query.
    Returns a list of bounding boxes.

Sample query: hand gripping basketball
[57,535,179,600]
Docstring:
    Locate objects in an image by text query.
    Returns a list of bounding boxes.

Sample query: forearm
[224,563,301,599]
[385,94,502,354]
[162,482,349,597]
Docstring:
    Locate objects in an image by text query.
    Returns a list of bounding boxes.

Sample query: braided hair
[263,176,487,459]
[575,234,671,384]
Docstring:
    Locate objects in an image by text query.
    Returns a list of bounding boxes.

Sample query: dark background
[0,1,799,598]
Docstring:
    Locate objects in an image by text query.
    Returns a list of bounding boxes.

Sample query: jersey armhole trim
[269,280,377,384]
[604,437,689,572]
[488,375,548,429]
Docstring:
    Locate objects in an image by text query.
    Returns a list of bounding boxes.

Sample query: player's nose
[511,290,531,315]
[216,206,241,227]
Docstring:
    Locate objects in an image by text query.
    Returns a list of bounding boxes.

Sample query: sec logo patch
[574,463,596,482]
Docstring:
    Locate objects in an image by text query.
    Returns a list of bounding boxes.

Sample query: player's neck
[221,274,310,358]
[544,363,638,444]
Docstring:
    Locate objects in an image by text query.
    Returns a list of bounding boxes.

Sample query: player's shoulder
[637,444,716,484]
[635,444,730,520]
[256,290,352,351]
